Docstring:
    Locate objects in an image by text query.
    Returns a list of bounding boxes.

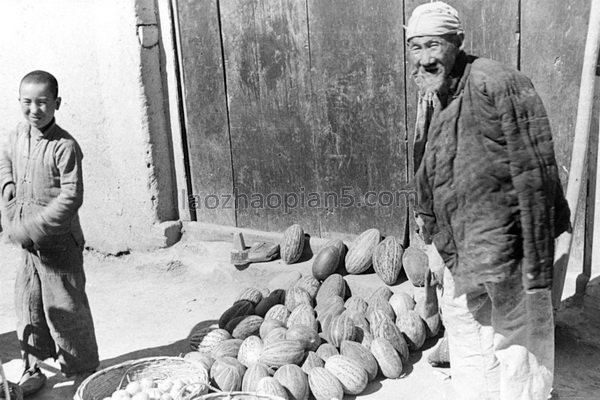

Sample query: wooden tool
[230,232,279,267]
[552,0,600,308]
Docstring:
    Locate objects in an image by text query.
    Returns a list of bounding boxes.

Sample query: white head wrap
[406,1,463,41]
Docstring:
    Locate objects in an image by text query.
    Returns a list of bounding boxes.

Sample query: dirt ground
[1,229,600,400]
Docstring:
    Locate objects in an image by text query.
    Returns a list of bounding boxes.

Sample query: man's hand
[2,182,15,203]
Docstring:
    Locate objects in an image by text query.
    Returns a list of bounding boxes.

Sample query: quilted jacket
[414,52,570,292]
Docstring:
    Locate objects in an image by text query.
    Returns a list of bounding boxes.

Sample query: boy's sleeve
[0,129,15,195]
[23,139,84,242]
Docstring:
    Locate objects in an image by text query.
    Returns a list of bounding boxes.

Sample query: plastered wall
[0,0,179,253]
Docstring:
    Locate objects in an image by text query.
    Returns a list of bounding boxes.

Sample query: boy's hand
[8,223,33,248]
[2,182,15,202]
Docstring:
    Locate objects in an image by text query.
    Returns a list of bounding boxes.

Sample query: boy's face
[19,81,61,129]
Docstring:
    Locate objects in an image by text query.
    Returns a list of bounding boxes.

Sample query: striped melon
[259,340,306,368]
[231,315,264,340]
[344,296,368,314]
[242,363,270,392]
[236,287,264,305]
[286,324,321,352]
[389,292,416,320]
[264,304,291,325]
[315,343,338,362]
[324,355,368,395]
[263,327,288,346]
[260,318,286,339]
[197,329,232,354]
[274,364,309,400]
[294,275,321,300]
[210,356,246,392]
[211,338,243,359]
[308,367,344,400]
[183,351,214,371]
[315,274,346,304]
[340,340,378,382]
[328,314,356,348]
[237,335,264,367]
[285,287,313,312]
[301,351,324,374]
[256,377,289,399]
[372,236,404,285]
[370,337,403,379]
[344,229,381,274]
[371,316,409,363]
[396,310,427,350]
[281,224,305,264]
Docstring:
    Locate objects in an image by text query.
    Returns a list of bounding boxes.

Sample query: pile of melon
[185,228,442,400]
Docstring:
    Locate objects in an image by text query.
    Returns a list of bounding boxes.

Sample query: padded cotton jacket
[0,120,85,248]
[414,52,570,292]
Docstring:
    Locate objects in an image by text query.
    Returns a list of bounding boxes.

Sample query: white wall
[0,0,179,253]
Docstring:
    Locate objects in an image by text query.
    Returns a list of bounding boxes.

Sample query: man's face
[408,35,460,95]
[19,81,61,129]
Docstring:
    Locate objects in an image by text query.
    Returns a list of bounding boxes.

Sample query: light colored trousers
[441,266,554,400]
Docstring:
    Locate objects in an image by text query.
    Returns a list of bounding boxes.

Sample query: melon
[219,300,255,329]
[259,340,306,368]
[324,355,368,395]
[367,286,394,303]
[183,351,214,371]
[371,316,410,363]
[344,296,368,314]
[312,246,341,282]
[315,274,346,304]
[308,367,344,400]
[342,310,370,335]
[285,287,313,312]
[370,337,403,379]
[402,246,429,286]
[366,301,395,325]
[287,306,318,331]
[263,327,288,346]
[274,364,310,400]
[236,287,264,305]
[211,338,243,359]
[340,340,378,382]
[314,295,345,318]
[242,363,270,392]
[396,310,427,350]
[286,325,321,352]
[372,236,404,285]
[315,343,338,362]
[294,275,321,300]
[237,335,264,368]
[367,309,393,331]
[328,314,356,348]
[197,329,232,354]
[231,315,264,340]
[325,238,347,262]
[188,325,217,351]
[344,229,381,274]
[256,377,289,400]
[260,318,286,340]
[281,224,305,264]
[301,351,324,374]
[255,289,286,317]
[264,304,291,325]
[389,292,416,320]
[210,356,246,392]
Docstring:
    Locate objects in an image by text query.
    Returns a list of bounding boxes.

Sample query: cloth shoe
[18,367,46,397]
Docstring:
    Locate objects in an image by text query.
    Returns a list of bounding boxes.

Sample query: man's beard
[413,67,451,97]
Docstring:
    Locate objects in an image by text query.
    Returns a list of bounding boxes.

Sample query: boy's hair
[20,70,59,99]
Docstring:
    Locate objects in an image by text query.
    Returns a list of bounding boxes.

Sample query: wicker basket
[74,356,210,400]
[198,393,286,400]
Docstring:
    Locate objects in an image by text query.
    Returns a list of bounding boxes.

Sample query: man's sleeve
[23,140,84,243]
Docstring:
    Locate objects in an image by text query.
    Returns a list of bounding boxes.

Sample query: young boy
[0,71,99,396]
